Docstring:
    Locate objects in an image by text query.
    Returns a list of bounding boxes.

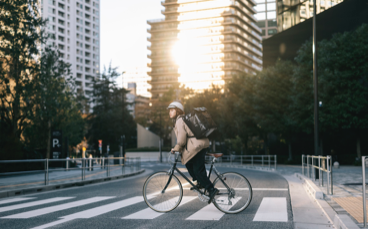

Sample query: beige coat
[172,115,210,165]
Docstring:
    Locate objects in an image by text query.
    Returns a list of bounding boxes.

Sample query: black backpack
[182,107,217,139]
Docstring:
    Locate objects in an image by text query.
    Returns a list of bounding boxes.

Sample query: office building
[255,0,277,38]
[147,0,262,100]
[122,67,152,98]
[40,0,100,100]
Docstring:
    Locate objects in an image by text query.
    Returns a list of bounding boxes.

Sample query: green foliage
[0,0,85,159]
[87,66,137,153]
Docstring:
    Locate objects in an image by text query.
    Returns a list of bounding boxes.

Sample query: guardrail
[0,157,141,186]
[362,156,367,227]
[205,155,277,170]
[302,154,333,195]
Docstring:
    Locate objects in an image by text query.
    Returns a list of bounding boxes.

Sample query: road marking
[123,196,197,219]
[31,196,153,229]
[0,197,74,213]
[0,197,36,205]
[186,197,241,220]
[253,197,287,222]
[252,188,288,191]
[2,197,115,219]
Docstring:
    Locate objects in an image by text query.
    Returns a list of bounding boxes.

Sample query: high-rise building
[254,0,277,38]
[277,0,342,32]
[122,67,152,98]
[40,0,100,100]
[255,0,342,39]
[147,0,262,100]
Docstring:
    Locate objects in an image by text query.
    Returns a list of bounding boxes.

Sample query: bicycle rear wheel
[143,171,183,213]
[212,172,252,214]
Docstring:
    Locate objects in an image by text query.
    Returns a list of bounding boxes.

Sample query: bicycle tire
[212,172,252,214]
[143,171,183,213]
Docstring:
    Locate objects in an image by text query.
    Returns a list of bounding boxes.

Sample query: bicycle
[142,152,252,213]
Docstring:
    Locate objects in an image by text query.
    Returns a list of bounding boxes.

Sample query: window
[267,11,276,19]
[256,20,265,28]
[255,4,265,12]
[268,29,277,35]
[267,3,276,11]
[48,7,54,14]
[255,12,266,20]
[267,19,277,27]
[261,29,266,36]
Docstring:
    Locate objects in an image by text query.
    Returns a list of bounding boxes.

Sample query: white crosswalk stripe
[0,195,290,228]
[186,197,241,220]
[0,197,36,205]
[123,196,197,219]
[30,196,154,229]
[1,197,115,219]
[0,197,74,213]
[253,197,287,222]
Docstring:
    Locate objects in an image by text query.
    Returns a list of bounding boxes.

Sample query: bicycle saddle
[206,153,223,158]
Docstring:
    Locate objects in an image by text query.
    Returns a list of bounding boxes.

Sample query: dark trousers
[185,148,214,190]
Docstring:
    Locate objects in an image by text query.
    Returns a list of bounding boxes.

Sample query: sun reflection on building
[147,0,263,100]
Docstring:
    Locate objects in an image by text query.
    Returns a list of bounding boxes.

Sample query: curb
[295,173,360,229]
[0,169,145,199]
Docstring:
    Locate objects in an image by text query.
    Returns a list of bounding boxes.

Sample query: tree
[295,24,368,157]
[0,0,47,158]
[23,47,85,158]
[87,66,136,153]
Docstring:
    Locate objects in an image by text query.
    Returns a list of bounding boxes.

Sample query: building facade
[147,0,262,100]
[122,67,152,98]
[40,0,100,100]
[255,0,342,39]
[277,0,342,32]
[255,0,277,38]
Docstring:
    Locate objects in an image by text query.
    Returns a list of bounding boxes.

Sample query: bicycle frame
[162,153,233,196]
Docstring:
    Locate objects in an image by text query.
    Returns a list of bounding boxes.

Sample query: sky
[100,0,164,86]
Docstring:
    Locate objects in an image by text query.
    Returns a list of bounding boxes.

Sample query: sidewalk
[278,164,365,228]
[0,164,143,198]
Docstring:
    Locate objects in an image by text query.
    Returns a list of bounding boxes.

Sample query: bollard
[330,157,333,195]
[262,156,264,167]
[362,156,367,228]
[66,158,69,172]
[327,156,330,195]
[251,155,253,166]
[302,155,304,175]
[81,159,85,181]
[318,156,321,186]
[275,155,277,170]
[45,159,49,185]
[312,157,315,181]
[89,158,92,171]
[102,157,104,169]
[307,155,310,178]
[268,155,270,169]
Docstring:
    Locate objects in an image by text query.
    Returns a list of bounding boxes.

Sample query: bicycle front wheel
[143,172,183,213]
[213,172,252,214]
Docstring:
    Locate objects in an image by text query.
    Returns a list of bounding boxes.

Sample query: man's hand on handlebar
[171,149,175,154]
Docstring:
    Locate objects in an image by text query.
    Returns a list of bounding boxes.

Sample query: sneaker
[190,183,204,191]
[207,187,219,204]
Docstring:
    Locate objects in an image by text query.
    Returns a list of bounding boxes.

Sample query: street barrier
[301,154,333,195]
[362,156,367,227]
[204,155,277,170]
[0,157,141,186]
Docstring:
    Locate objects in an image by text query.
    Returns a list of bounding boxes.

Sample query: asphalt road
[0,162,293,229]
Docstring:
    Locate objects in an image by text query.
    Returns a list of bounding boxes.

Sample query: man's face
[169,108,177,119]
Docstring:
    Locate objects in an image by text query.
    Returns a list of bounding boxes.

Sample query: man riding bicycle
[168,101,219,204]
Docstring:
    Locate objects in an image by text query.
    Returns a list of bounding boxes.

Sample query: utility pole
[313,0,319,156]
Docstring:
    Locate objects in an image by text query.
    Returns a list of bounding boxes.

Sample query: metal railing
[302,154,333,195]
[204,155,277,170]
[0,157,141,186]
[362,156,367,227]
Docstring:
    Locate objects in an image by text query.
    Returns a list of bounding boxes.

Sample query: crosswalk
[0,194,289,229]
